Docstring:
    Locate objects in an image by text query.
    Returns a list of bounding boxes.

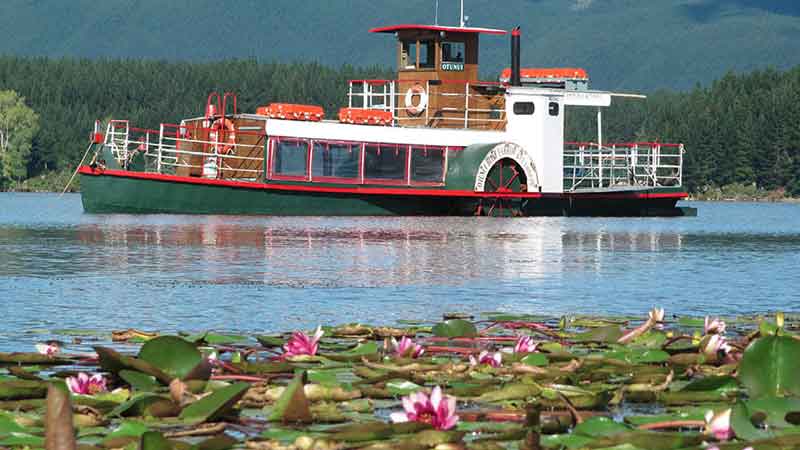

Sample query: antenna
[460,0,465,27]
[435,0,439,25]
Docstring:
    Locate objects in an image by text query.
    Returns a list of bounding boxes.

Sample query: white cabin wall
[504,89,565,193]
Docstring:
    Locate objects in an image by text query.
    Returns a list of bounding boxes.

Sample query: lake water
[0,193,798,351]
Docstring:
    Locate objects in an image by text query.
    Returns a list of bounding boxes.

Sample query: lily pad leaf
[95,346,171,385]
[680,375,738,393]
[738,334,800,398]
[186,332,248,345]
[179,382,249,424]
[520,353,549,367]
[730,397,800,441]
[268,373,311,423]
[139,431,172,450]
[138,336,202,381]
[342,342,379,356]
[386,379,422,396]
[119,370,159,392]
[573,326,623,343]
[573,416,631,437]
[432,320,478,338]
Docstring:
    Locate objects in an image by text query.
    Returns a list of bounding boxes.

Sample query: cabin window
[549,102,560,116]
[410,146,446,184]
[513,102,535,115]
[271,138,309,178]
[312,140,361,180]
[401,41,417,70]
[364,144,407,182]
[419,41,436,69]
[442,42,465,63]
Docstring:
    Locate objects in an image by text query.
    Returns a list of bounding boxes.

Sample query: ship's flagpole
[460,0,465,27]
[435,0,439,25]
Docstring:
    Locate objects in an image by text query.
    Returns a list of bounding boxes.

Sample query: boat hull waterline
[79,167,692,217]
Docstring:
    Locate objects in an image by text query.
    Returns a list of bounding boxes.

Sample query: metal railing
[102,120,265,180]
[563,142,684,191]
[347,79,507,130]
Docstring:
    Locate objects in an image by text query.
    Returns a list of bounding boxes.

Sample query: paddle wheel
[475,158,527,217]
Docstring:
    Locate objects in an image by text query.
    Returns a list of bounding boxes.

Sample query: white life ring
[404,84,428,116]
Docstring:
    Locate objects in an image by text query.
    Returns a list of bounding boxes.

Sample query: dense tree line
[0,56,798,194]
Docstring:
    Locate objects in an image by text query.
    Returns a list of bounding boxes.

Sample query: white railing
[563,142,683,191]
[347,79,506,129]
[102,121,265,180]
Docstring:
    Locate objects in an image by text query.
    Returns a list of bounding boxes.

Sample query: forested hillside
[0,57,798,194]
[1,0,799,90]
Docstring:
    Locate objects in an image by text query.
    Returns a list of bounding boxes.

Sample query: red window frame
[409,145,448,186]
[363,143,410,186]
[269,136,310,181]
[310,139,363,184]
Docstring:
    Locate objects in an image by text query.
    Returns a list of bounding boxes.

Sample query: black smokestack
[511,27,521,87]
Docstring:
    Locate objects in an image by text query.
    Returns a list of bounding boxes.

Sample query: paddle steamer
[79,21,691,216]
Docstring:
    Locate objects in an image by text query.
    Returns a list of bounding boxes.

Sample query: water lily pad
[179,382,249,424]
[386,379,422,396]
[731,397,800,441]
[108,393,179,418]
[186,332,248,345]
[573,416,631,437]
[520,353,549,367]
[573,326,624,343]
[95,346,171,384]
[119,370,159,392]
[680,375,738,393]
[139,431,171,450]
[739,334,800,398]
[256,335,285,347]
[0,380,48,400]
[432,320,478,338]
[342,341,379,356]
[138,336,202,381]
[268,373,311,423]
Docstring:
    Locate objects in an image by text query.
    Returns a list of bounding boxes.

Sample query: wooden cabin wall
[175,117,266,180]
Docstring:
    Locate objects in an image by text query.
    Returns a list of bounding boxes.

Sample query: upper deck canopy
[370,24,507,36]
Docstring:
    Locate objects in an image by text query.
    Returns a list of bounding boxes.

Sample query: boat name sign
[474,142,538,192]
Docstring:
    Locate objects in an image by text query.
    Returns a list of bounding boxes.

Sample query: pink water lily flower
[701,334,732,360]
[469,350,502,368]
[704,316,726,335]
[390,386,459,430]
[514,335,538,354]
[35,342,60,358]
[392,336,424,358]
[705,408,734,441]
[66,373,107,396]
[282,326,323,358]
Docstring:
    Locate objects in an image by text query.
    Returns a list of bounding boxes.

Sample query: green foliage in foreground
[0,56,799,195]
[2,310,800,448]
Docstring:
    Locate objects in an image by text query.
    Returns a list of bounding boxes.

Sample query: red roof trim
[370,24,507,35]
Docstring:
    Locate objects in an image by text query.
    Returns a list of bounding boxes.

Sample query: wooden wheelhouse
[368,25,508,130]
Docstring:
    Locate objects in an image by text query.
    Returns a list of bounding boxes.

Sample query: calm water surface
[0,193,798,351]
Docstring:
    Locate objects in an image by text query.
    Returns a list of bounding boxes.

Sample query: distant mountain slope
[1,0,799,90]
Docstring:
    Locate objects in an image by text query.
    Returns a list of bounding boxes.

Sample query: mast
[435,0,439,25]
[460,0,465,27]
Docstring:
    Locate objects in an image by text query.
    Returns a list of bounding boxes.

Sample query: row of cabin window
[270,138,449,185]
[513,102,560,116]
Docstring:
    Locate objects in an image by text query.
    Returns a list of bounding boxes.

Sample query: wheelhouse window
[442,42,465,63]
[312,140,361,180]
[410,146,445,185]
[271,137,309,179]
[364,144,407,182]
[419,41,435,69]
[401,41,417,70]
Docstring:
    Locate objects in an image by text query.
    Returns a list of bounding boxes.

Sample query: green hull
[79,169,692,217]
